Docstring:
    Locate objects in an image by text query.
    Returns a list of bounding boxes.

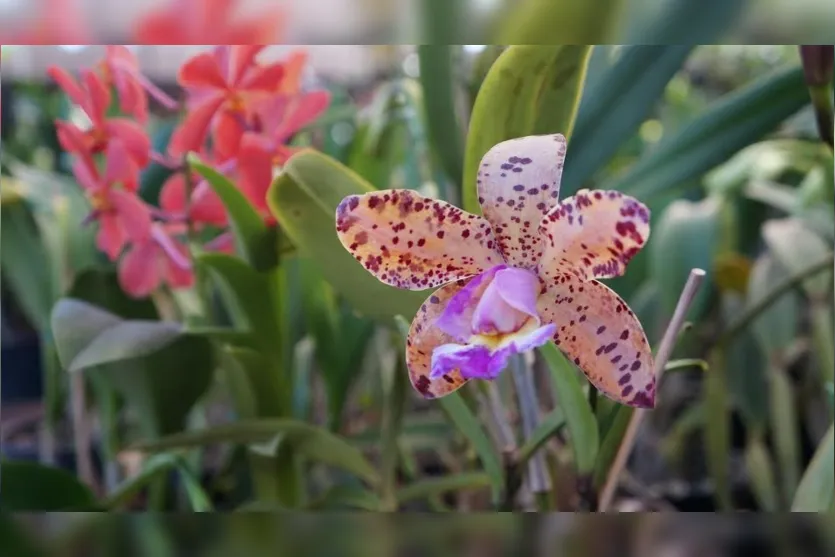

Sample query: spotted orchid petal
[335,190,503,290]
[476,134,567,269]
[536,271,655,408]
[538,189,650,282]
[406,280,472,398]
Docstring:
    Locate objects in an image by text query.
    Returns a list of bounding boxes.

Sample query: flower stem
[510,353,553,509]
[598,268,706,511]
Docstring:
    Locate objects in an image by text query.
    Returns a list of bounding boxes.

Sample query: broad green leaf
[418,45,465,193]
[51,299,215,436]
[133,420,380,486]
[650,197,722,322]
[396,472,493,503]
[0,200,54,330]
[762,217,832,299]
[0,460,96,511]
[792,424,834,511]
[497,0,624,44]
[189,155,279,271]
[744,438,779,511]
[624,0,748,44]
[610,66,809,199]
[103,453,212,511]
[539,343,599,475]
[462,45,591,213]
[562,45,694,195]
[268,149,425,321]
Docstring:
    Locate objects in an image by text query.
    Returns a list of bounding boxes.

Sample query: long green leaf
[396,472,492,503]
[418,45,465,194]
[610,66,809,199]
[189,155,279,271]
[539,343,599,475]
[497,0,624,44]
[562,45,694,195]
[462,45,591,213]
[268,150,425,321]
[792,424,834,511]
[103,453,212,511]
[133,420,380,486]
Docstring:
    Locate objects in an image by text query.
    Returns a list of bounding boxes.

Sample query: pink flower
[159,171,228,228]
[167,46,286,160]
[48,66,151,177]
[118,224,194,298]
[72,144,152,260]
[99,46,179,124]
[336,134,655,408]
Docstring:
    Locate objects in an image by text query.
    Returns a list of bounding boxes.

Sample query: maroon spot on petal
[621,385,634,397]
[513,184,525,191]
[611,354,622,364]
[437,231,445,239]
[442,374,455,384]
[417,238,426,247]
[630,360,641,371]
[631,391,653,408]
[603,342,617,354]
[429,295,440,304]
[415,375,431,396]
[596,325,606,334]
[620,330,629,340]
[618,373,631,386]
[573,357,581,365]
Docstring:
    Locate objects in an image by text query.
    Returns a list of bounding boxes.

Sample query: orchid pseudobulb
[335,134,656,408]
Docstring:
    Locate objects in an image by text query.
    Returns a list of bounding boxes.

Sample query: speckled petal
[336,189,503,291]
[406,280,472,398]
[476,134,567,269]
[538,189,650,282]
[536,273,655,408]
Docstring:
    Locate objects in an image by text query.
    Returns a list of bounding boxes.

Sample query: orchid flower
[132,0,283,46]
[99,46,179,124]
[159,170,228,228]
[48,66,151,173]
[167,46,286,160]
[72,144,152,260]
[118,223,194,297]
[336,134,655,408]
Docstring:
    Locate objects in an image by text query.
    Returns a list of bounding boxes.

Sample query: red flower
[132,0,283,45]
[48,66,151,176]
[99,46,179,124]
[167,46,285,160]
[72,144,152,260]
[236,90,330,215]
[159,171,228,228]
[118,223,194,298]
[0,0,89,44]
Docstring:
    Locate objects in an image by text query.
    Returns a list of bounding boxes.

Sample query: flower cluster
[50,45,329,297]
[336,134,656,408]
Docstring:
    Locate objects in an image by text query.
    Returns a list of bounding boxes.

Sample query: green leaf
[561,45,694,195]
[593,405,632,488]
[418,46,465,193]
[539,343,599,475]
[438,394,504,504]
[769,365,801,506]
[744,438,779,511]
[189,155,279,271]
[103,453,213,511]
[792,424,834,511]
[624,0,747,44]
[762,217,832,300]
[67,267,158,320]
[518,407,566,465]
[0,460,96,511]
[748,255,800,357]
[650,197,722,322]
[462,45,591,213]
[0,513,49,557]
[133,420,380,487]
[396,472,493,503]
[268,149,425,321]
[497,0,624,44]
[0,200,53,330]
[51,299,215,436]
[610,66,809,199]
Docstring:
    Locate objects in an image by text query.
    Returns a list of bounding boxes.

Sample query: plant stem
[510,354,552,509]
[598,268,706,511]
